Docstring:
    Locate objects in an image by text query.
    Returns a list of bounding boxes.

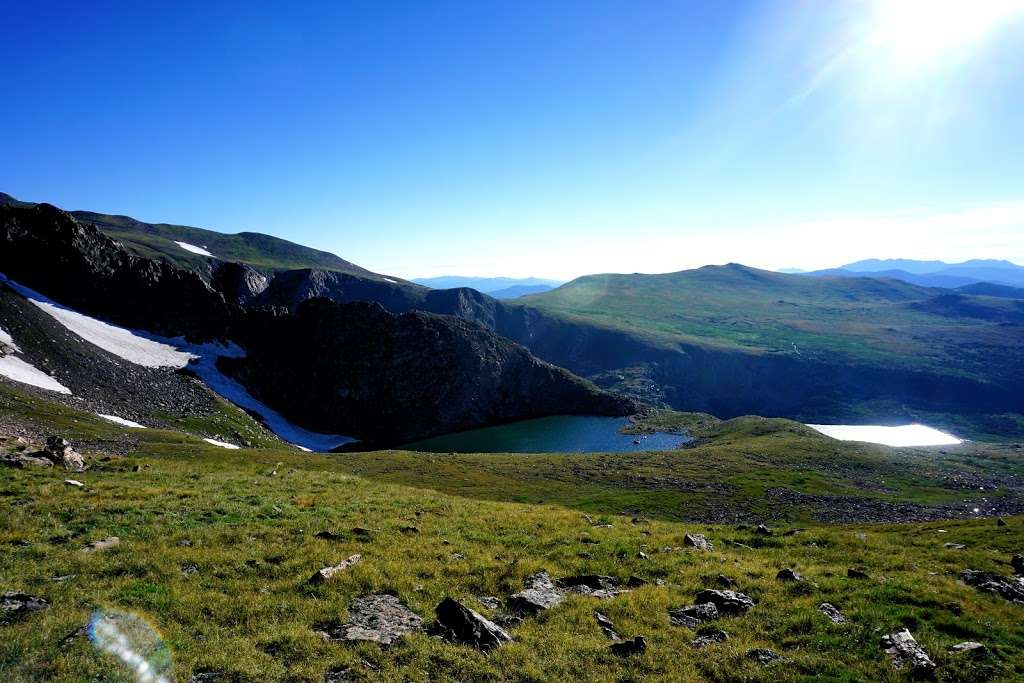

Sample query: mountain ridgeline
[0,200,632,446]
[3,193,1022,439]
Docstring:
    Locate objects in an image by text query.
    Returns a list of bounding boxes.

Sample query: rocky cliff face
[0,204,634,444]
[224,300,631,446]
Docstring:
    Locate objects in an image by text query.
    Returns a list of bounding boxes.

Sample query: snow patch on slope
[0,274,194,368]
[0,325,18,351]
[174,241,214,257]
[203,438,240,449]
[0,354,73,394]
[1,273,356,451]
[97,414,146,428]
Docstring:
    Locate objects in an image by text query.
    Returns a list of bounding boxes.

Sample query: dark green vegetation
[3,396,1024,681]
[522,265,1024,438]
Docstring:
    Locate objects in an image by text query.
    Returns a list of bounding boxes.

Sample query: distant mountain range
[413,276,563,298]
[796,258,1024,291]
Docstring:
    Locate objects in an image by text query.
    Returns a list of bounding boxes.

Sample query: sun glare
[870,0,1024,69]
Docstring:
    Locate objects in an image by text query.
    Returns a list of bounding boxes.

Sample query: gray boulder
[508,571,565,614]
[880,629,935,676]
[684,533,713,551]
[694,589,755,615]
[776,568,803,582]
[818,602,846,624]
[1,591,49,623]
[692,628,729,648]
[747,648,783,664]
[949,641,986,656]
[668,603,718,629]
[961,569,1024,604]
[307,554,362,585]
[45,437,86,472]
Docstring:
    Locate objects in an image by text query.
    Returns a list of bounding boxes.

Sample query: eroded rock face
[669,603,718,629]
[880,629,935,676]
[431,597,513,651]
[693,589,755,615]
[1,591,49,623]
[315,594,423,646]
[508,572,565,615]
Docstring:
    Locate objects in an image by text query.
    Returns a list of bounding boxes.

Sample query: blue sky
[3,1,1024,279]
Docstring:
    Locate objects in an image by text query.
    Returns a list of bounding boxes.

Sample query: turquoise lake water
[402,415,691,453]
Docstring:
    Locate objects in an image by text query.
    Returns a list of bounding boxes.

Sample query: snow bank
[0,325,18,351]
[382,278,397,283]
[807,423,962,447]
[203,438,240,449]
[1,273,356,452]
[97,414,146,428]
[0,274,195,369]
[0,355,72,394]
[174,241,214,257]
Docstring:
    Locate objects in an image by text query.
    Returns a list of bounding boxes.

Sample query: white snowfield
[1,273,355,452]
[807,423,962,447]
[0,274,194,369]
[97,414,146,428]
[173,241,215,258]
[0,353,73,394]
[203,438,240,449]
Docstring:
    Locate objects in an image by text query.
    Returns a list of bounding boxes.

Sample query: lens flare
[89,609,173,683]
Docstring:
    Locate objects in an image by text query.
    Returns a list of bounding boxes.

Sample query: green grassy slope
[521,264,1024,381]
[3,399,1024,681]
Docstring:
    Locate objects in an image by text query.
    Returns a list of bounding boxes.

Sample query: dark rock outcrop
[431,598,513,650]
[1,591,49,623]
[960,569,1024,604]
[609,635,646,656]
[669,603,718,629]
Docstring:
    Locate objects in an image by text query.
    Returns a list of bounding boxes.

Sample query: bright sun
[869,0,1024,70]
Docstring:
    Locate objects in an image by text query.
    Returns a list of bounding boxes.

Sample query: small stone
[747,648,782,664]
[308,555,362,585]
[449,552,465,561]
[431,597,513,650]
[818,602,846,624]
[351,527,375,538]
[683,533,714,551]
[594,612,619,640]
[609,635,646,656]
[949,641,986,656]
[638,551,649,560]
[64,479,84,488]
[322,669,355,683]
[944,543,966,550]
[669,603,718,629]
[755,524,773,536]
[83,536,120,552]
[776,568,803,582]
[692,628,729,648]
[694,589,755,615]
[847,567,870,579]
[399,525,419,534]
[881,629,936,675]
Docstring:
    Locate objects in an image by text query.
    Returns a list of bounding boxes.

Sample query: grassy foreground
[1,406,1022,682]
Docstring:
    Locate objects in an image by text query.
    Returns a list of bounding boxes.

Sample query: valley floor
[2,396,1024,681]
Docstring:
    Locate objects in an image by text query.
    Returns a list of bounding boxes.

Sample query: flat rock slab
[431,597,512,651]
[316,594,423,646]
[556,575,627,600]
[308,554,362,585]
[508,571,565,614]
[881,629,936,675]
[819,602,846,624]
[694,589,755,615]
[949,641,986,656]
[669,603,718,629]
[83,537,120,552]
[1,591,49,623]
[684,533,713,551]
